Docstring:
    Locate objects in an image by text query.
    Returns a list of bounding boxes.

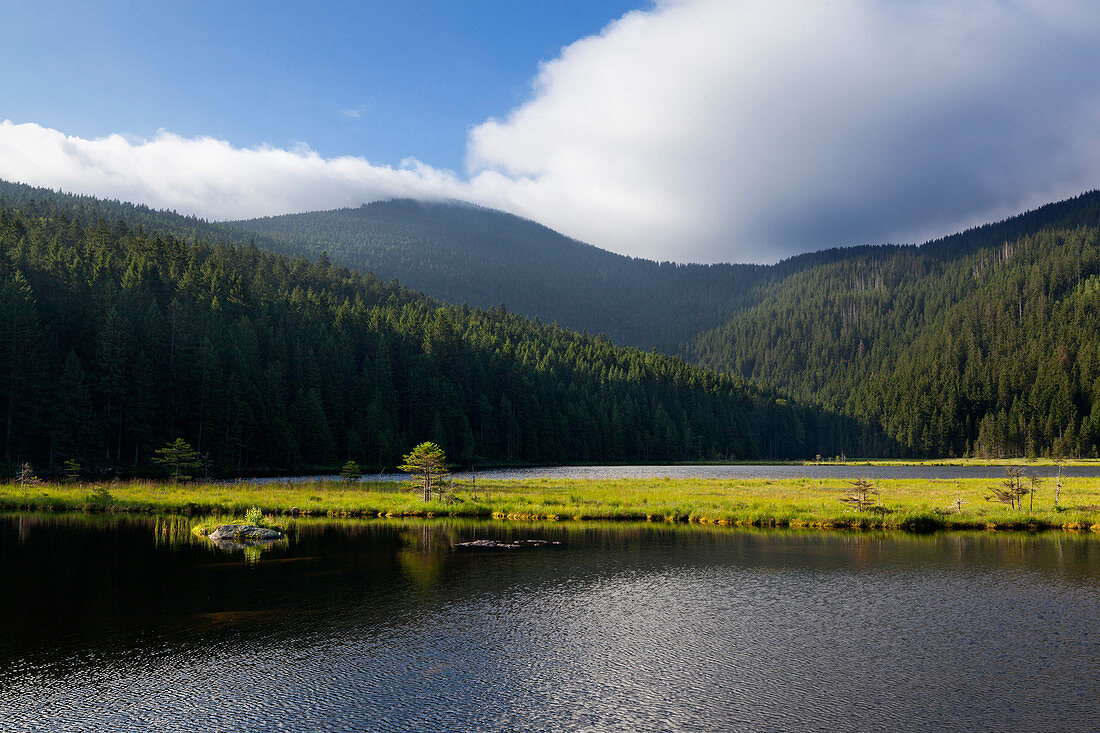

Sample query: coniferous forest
[236,187,1100,459]
[690,197,1100,458]
[0,186,875,476]
[232,199,770,354]
[5,178,1100,470]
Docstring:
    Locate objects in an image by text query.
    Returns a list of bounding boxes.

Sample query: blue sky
[2,0,1100,263]
[1,0,643,171]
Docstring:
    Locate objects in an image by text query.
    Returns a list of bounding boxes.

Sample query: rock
[208,524,285,541]
[454,538,563,550]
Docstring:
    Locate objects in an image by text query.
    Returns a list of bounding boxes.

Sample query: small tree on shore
[340,460,362,483]
[1028,472,1040,512]
[152,438,201,482]
[1054,459,1064,508]
[399,442,449,501]
[987,465,1028,510]
[839,477,879,512]
[16,462,40,500]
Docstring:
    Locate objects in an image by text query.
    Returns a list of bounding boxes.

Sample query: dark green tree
[50,350,95,462]
[0,269,42,461]
[152,438,201,481]
[340,459,362,483]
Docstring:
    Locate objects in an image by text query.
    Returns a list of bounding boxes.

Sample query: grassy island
[3,475,1100,533]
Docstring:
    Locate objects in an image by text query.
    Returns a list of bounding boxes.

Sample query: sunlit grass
[1,475,1099,532]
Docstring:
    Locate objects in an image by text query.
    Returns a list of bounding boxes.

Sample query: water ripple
[1,520,1099,731]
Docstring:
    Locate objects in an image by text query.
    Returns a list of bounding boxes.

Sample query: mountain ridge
[7,177,1100,458]
[0,179,881,474]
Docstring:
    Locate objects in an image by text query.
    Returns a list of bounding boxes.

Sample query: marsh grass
[190,510,289,537]
[2,476,1100,533]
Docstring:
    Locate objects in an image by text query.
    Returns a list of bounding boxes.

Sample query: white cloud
[465,0,1100,262]
[4,0,1100,262]
[0,121,472,220]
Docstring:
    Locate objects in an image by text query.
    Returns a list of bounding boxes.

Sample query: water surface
[253,462,1100,483]
[2,514,1099,732]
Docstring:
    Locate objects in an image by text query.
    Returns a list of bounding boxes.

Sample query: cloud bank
[5,0,1100,263]
[0,121,474,220]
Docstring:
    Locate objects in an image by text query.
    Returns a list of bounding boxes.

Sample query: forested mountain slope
[8,178,1100,460]
[232,189,1100,459]
[0,191,879,476]
[692,194,1100,458]
[231,200,769,352]
[0,179,290,252]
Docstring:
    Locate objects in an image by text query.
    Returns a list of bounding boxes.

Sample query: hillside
[0,179,290,252]
[231,200,768,352]
[8,178,1100,460]
[0,187,877,475]
[692,192,1100,458]
[234,188,1100,459]
[0,182,767,353]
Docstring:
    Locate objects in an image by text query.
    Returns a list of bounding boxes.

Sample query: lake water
[3,514,1100,732]
[254,462,1100,484]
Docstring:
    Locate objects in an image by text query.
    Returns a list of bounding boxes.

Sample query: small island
[455,538,563,550]
[205,524,285,542]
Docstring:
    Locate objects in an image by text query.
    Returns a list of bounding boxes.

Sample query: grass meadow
[2,474,1099,532]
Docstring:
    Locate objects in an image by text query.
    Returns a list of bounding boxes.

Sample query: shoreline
[66,458,1100,483]
[3,476,1100,534]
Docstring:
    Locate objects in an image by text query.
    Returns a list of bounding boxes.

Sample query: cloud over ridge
[4,0,1100,263]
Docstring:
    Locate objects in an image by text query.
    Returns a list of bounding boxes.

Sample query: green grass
[809,457,1100,467]
[190,509,288,537]
[2,476,1099,533]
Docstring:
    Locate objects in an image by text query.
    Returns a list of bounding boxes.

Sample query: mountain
[231,200,769,352]
[8,177,1100,460]
[0,182,772,354]
[691,191,1100,458]
[0,179,289,252]
[233,187,1100,459]
[0,182,875,475]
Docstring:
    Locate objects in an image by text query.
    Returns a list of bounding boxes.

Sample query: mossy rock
[208,524,284,541]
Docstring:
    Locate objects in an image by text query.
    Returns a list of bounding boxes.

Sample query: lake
[251,463,1100,484]
[2,514,1099,732]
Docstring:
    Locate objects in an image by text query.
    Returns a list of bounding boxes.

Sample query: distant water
[2,514,1100,732]
[249,462,1100,483]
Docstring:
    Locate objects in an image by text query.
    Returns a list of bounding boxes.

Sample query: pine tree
[152,438,201,481]
[399,442,449,501]
[51,350,94,462]
[0,270,42,461]
[839,477,879,512]
[340,459,362,483]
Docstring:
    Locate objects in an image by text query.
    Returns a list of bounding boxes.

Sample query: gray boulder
[208,524,285,541]
[454,538,562,550]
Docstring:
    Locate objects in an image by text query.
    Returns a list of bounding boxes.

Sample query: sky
[2,0,1100,264]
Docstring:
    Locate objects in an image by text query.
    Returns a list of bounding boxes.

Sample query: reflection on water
[2,514,1100,732]
[395,523,458,587]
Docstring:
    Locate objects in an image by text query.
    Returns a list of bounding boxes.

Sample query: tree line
[19,178,1098,462]
[692,214,1100,458]
[0,194,880,476]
